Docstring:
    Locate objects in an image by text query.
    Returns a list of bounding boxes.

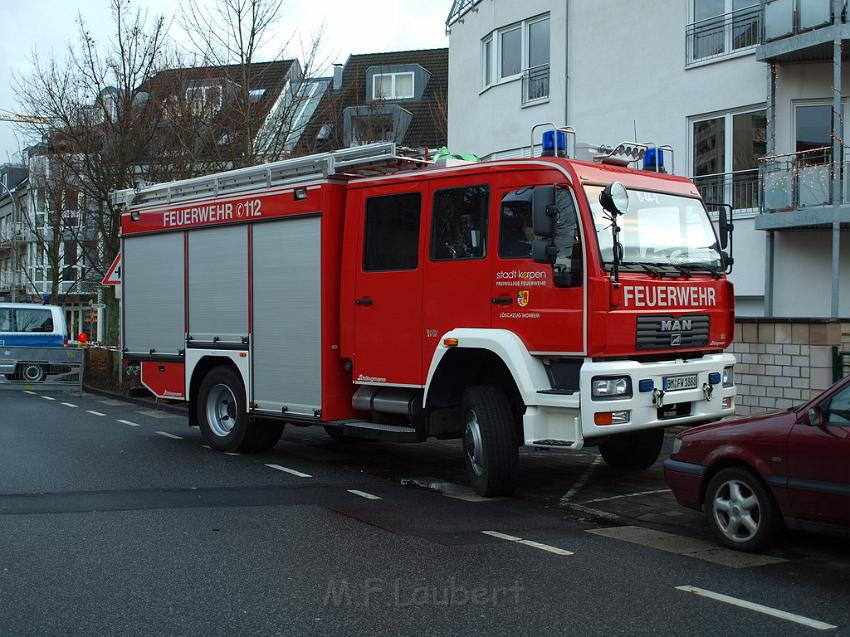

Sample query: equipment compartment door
[252,217,322,416]
[353,189,424,386]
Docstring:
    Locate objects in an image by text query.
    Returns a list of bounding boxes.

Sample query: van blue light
[638,379,654,392]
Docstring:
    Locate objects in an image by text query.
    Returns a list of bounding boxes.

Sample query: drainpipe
[831,11,842,318]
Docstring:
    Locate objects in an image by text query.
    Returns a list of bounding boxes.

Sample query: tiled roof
[295,48,448,155]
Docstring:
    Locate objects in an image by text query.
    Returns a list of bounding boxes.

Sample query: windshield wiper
[619,261,682,278]
[676,263,722,278]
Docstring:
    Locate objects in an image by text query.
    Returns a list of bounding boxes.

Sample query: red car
[664,376,850,551]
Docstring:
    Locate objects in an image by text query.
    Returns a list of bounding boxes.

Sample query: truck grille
[636,314,710,351]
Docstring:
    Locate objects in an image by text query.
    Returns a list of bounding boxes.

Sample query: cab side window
[430,185,489,260]
[499,187,583,287]
[363,193,422,272]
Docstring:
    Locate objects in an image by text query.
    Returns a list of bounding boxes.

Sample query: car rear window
[15,309,54,333]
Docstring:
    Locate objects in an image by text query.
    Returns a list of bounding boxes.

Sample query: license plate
[663,374,698,391]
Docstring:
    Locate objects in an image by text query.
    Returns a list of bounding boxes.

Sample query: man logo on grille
[670,334,682,346]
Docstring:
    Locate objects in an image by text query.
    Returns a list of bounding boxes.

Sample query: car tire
[18,363,47,383]
[599,428,664,470]
[462,385,519,497]
[704,467,780,552]
[197,366,282,452]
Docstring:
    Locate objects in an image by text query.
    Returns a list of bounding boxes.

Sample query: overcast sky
[0,0,450,163]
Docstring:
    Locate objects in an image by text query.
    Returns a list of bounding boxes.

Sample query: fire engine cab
[114,129,736,497]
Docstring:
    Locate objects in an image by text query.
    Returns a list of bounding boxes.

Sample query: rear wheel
[599,428,664,470]
[17,363,47,383]
[704,467,780,552]
[462,385,519,497]
[197,366,282,452]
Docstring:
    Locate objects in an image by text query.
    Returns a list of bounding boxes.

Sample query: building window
[185,85,222,115]
[352,115,395,146]
[372,72,415,100]
[430,185,489,260]
[691,108,766,210]
[362,193,421,271]
[687,0,759,65]
[482,15,550,101]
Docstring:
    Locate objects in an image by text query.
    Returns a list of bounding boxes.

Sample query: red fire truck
[114,135,736,496]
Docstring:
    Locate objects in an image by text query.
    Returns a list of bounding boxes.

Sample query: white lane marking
[675,586,837,631]
[560,456,603,504]
[224,452,240,456]
[347,489,381,500]
[41,396,56,401]
[265,464,312,478]
[118,419,140,428]
[86,410,106,417]
[155,431,183,440]
[201,445,211,449]
[583,489,672,504]
[482,531,573,556]
[61,402,78,408]
[23,390,36,395]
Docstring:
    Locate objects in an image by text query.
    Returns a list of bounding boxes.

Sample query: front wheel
[599,428,664,470]
[704,467,780,552]
[462,385,519,497]
[197,366,282,452]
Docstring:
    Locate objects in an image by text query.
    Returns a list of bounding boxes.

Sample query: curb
[82,384,188,416]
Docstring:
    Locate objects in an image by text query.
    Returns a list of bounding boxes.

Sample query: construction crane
[0,108,52,124]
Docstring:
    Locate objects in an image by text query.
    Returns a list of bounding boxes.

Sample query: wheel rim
[23,365,43,382]
[712,479,761,543]
[206,384,238,438]
[463,409,484,477]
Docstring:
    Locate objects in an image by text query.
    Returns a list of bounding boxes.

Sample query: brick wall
[727,320,843,416]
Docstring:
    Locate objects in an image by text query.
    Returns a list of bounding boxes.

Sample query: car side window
[499,189,534,259]
[430,185,489,261]
[826,384,850,426]
[0,309,11,332]
[15,309,54,333]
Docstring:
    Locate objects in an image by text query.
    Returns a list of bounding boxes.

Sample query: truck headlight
[723,366,734,388]
[591,376,632,400]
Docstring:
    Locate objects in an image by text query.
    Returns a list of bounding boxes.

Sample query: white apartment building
[447,0,850,319]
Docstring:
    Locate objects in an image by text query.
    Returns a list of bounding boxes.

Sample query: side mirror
[599,182,629,216]
[718,206,730,250]
[806,406,825,427]
[532,238,557,265]
[532,185,556,238]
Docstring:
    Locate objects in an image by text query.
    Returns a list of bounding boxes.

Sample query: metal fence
[522,64,550,104]
[0,346,85,393]
[760,147,834,212]
[686,5,760,65]
[694,169,760,211]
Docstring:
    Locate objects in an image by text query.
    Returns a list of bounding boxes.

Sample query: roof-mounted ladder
[112,142,430,210]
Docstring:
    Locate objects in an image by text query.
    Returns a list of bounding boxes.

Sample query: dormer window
[372,72,414,100]
[185,84,222,115]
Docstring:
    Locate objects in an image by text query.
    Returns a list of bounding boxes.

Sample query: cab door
[423,180,492,364]
[352,187,424,386]
[787,381,850,527]
[492,182,585,355]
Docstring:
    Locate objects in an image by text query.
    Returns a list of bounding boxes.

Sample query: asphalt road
[1,389,849,636]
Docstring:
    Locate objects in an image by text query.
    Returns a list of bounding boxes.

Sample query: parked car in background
[0,303,69,382]
[664,376,850,551]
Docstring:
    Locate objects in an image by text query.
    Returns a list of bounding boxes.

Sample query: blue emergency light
[708,372,722,385]
[643,147,665,172]
[638,379,655,393]
[542,130,567,157]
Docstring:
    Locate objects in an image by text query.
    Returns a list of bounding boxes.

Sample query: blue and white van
[0,303,69,382]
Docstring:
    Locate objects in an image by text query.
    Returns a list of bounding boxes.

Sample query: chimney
[333,64,343,91]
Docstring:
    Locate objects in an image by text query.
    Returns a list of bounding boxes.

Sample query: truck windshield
[583,185,722,273]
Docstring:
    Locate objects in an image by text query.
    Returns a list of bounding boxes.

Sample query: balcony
[757,0,850,63]
[756,147,850,229]
[522,64,549,104]
[686,5,760,66]
[694,169,761,213]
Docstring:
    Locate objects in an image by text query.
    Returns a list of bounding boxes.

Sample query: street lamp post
[0,180,21,303]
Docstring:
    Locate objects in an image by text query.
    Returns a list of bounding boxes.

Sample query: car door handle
[355,297,373,306]
[491,297,512,305]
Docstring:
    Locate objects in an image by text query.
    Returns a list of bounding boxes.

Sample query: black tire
[18,363,46,383]
[324,425,347,442]
[704,467,780,552]
[599,428,664,470]
[462,385,519,497]
[197,366,283,452]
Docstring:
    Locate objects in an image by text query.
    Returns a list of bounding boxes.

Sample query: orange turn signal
[594,412,614,426]
[443,338,459,347]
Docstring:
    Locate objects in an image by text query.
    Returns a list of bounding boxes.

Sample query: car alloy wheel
[712,478,761,543]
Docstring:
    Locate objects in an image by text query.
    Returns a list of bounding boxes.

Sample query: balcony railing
[759,147,837,211]
[522,64,549,104]
[694,169,761,212]
[762,0,837,42]
[686,5,760,65]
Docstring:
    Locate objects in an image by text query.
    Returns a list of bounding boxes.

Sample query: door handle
[491,297,512,305]
[355,297,374,306]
